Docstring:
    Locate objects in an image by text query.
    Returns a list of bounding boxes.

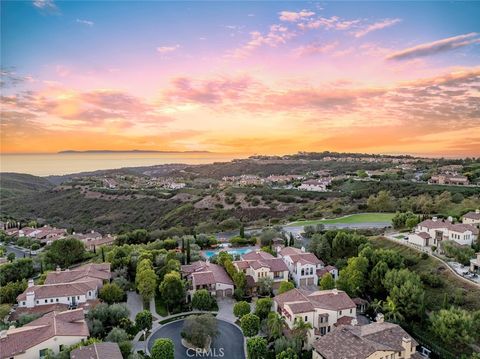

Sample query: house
[44,263,111,287]
[274,288,357,347]
[71,232,116,251]
[17,279,98,309]
[352,298,369,314]
[277,247,324,287]
[316,265,338,281]
[298,179,331,192]
[312,317,418,359]
[71,342,123,359]
[181,261,234,298]
[470,253,480,273]
[463,209,480,228]
[429,174,469,186]
[410,217,478,247]
[0,309,89,359]
[233,251,289,290]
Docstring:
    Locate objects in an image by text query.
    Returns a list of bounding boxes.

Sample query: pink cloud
[157,44,180,54]
[293,41,338,57]
[353,18,401,38]
[279,10,315,22]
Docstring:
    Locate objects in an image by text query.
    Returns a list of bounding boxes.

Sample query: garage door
[224,288,233,297]
[216,290,224,297]
[300,278,308,286]
[307,277,314,285]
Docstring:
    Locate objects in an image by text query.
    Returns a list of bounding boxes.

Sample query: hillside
[0,172,54,199]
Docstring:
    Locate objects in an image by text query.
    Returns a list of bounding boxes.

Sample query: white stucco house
[409,217,478,247]
[278,247,324,287]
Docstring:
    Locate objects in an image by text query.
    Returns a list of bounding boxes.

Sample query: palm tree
[292,318,313,349]
[267,312,286,340]
[383,297,404,324]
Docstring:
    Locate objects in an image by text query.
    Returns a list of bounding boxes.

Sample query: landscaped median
[146,312,246,359]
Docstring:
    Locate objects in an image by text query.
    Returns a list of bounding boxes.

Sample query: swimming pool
[203,247,253,259]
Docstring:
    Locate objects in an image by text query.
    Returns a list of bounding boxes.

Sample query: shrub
[181,314,218,348]
[246,336,268,359]
[233,301,251,319]
[255,298,273,320]
[99,283,125,304]
[135,310,153,331]
[191,289,217,311]
[151,338,174,359]
[278,281,294,294]
[240,313,260,337]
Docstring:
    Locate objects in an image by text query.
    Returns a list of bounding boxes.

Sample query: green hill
[0,172,54,199]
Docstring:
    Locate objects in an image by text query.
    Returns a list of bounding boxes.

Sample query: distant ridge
[58,150,211,154]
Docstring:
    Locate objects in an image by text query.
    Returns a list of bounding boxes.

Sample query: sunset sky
[1,1,480,156]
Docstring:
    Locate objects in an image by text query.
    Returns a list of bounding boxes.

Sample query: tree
[191,289,216,311]
[135,310,153,331]
[369,261,389,296]
[240,224,245,238]
[292,318,312,349]
[257,277,273,296]
[246,337,267,359]
[151,338,174,359]
[266,312,286,340]
[278,281,294,294]
[255,297,273,320]
[136,267,157,302]
[159,271,185,313]
[105,327,129,343]
[367,190,395,212]
[319,272,335,290]
[181,314,218,348]
[186,238,191,264]
[233,301,251,319]
[289,232,294,247]
[0,258,34,286]
[7,252,15,262]
[44,238,86,268]
[99,283,125,304]
[309,234,332,264]
[337,256,368,297]
[241,313,260,337]
[430,307,477,350]
[276,348,299,359]
[0,280,27,304]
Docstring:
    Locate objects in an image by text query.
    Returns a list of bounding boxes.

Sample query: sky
[1,1,480,157]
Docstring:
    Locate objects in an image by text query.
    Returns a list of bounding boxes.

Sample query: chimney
[447,216,453,223]
[27,279,34,287]
[332,288,338,295]
[476,209,480,214]
[301,246,305,252]
[402,336,412,359]
[351,318,358,326]
[432,217,437,222]
[376,313,384,323]
[0,330,7,339]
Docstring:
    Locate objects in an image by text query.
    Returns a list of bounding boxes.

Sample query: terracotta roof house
[17,279,99,309]
[274,288,356,347]
[233,251,289,290]
[71,342,123,359]
[316,265,339,281]
[181,261,234,298]
[312,320,419,359]
[463,209,480,228]
[44,263,111,287]
[411,217,478,247]
[277,247,324,287]
[0,309,89,359]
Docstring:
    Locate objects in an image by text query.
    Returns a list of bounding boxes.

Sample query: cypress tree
[186,238,191,264]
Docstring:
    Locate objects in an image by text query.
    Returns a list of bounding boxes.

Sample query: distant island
[58,150,211,154]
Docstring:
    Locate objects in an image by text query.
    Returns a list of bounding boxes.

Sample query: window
[77,296,80,299]
[339,310,342,315]
[39,349,48,358]
[36,300,39,304]
[22,301,25,305]
[56,298,59,302]
[350,309,352,313]
[305,316,308,322]
[301,269,304,276]
[44,299,48,303]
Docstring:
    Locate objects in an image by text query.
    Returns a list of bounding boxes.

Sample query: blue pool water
[203,248,252,259]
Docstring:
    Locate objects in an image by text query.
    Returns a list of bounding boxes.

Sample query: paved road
[147,319,245,359]
[126,291,144,321]
[4,244,34,258]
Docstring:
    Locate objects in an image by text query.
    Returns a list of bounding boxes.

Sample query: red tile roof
[182,261,233,286]
[71,342,123,359]
[0,309,89,359]
[275,288,355,314]
[44,263,111,285]
[17,281,98,301]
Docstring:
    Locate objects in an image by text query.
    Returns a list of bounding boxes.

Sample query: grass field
[289,212,395,226]
[370,237,480,311]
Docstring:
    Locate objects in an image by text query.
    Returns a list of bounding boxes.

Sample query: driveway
[216,297,236,323]
[147,319,245,359]
[126,291,143,321]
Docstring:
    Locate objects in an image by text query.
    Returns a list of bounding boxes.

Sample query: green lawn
[288,212,395,226]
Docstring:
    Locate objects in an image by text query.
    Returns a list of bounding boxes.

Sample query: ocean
[0,152,244,176]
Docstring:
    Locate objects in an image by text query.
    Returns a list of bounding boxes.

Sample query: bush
[135,310,153,331]
[191,289,217,311]
[240,313,260,337]
[181,314,218,348]
[246,336,268,359]
[233,301,251,319]
[278,281,294,294]
[99,283,125,304]
[255,298,273,320]
[151,338,174,359]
